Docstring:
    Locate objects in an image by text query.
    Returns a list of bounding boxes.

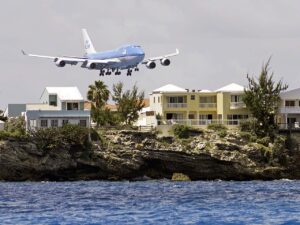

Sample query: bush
[0,130,10,140]
[217,130,227,138]
[4,117,26,136]
[256,136,271,146]
[29,124,90,151]
[207,123,227,131]
[172,124,202,139]
[239,119,258,132]
[239,131,251,141]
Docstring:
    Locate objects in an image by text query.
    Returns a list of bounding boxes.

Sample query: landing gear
[134,67,139,72]
[115,70,121,75]
[105,69,112,75]
[127,69,132,76]
[99,69,105,76]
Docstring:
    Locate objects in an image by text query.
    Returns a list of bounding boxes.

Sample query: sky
[1,0,300,109]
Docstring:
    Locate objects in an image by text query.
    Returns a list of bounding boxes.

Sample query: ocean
[1,180,300,224]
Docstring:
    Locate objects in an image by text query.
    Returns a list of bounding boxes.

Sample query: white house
[0,120,4,131]
[279,88,300,129]
[25,87,91,130]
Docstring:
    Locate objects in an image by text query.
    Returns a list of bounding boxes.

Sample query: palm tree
[87,80,110,108]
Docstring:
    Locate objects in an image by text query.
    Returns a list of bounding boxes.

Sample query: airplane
[22,29,179,76]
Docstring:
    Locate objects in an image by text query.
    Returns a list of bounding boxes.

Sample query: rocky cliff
[1,130,300,181]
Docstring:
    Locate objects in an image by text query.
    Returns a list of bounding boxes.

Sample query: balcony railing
[158,119,244,126]
[279,106,300,114]
[230,102,246,109]
[199,103,217,108]
[167,103,187,108]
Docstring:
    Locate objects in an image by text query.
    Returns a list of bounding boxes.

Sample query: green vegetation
[87,80,145,127]
[217,130,227,138]
[172,124,203,139]
[112,82,145,125]
[87,80,111,127]
[207,123,227,132]
[243,59,288,138]
[0,117,27,140]
[29,124,90,151]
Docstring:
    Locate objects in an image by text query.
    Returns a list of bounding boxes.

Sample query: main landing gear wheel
[99,70,105,76]
[127,69,132,76]
[134,67,139,72]
[115,70,121,75]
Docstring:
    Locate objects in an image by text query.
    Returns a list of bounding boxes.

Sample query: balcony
[279,106,300,114]
[158,119,243,126]
[199,103,217,108]
[167,103,187,108]
[230,102,246,109]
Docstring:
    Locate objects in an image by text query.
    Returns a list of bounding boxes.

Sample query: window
[167,96,187,103]
[51,120,58,127]
[231,95,242,103]
[191,95,195,100]
[79,120,87,127]
[29,120,37,128]
[158,97,160,103]
[188,114,195,119]
[199,96,216,103]
[227,114,248,125]
[285,100,295,107]
[41,120,48,128]
[153,97,155,103]
[62,120,69,125]
[49,95,57,106]
[67,102,79,110]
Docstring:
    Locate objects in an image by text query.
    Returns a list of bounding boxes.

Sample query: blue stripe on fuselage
[87,45,145,60]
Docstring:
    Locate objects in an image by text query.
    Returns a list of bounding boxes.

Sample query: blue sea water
[1,180,300,225]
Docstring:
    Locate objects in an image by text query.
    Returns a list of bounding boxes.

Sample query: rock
[172,173,191,181]
[215,142,240,151]
[197,142,206,150]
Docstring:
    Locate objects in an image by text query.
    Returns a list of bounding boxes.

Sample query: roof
[216,83,245,93]
[153,84,187,93]
[199,89,212,93]
[280,88,300,99]
[43,87,84,101]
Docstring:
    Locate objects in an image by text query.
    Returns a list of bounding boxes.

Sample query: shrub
[239,131,251,141]
[4,117,26,136]
[217,130,227,138]
[0,130,10,140]
[172,124,202,139]
[207,123,227,131]
[239,119,258,132]
[29,124,90,151]
[256,136,271,146]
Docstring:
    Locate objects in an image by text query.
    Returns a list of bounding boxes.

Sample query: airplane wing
[22,50,120,66]
[142,48,179,63]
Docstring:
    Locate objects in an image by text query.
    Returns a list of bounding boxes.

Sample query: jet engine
[87,62,96,69]
[146,61,156,69]
[55,60,66,67]
[161,58,170,66]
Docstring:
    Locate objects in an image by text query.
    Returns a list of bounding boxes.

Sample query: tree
[87,80,110,108]
[243,59,288,138]
[87,80,110,126]
[112,82,145,125]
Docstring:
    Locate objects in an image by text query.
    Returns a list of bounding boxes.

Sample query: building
[149,83,250,127]
[25,87,90,130]
[278,88,300,129]
[4,104,26,118]
[0,120,4,131]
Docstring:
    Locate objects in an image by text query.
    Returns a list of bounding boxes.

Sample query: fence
[158,119,243,126]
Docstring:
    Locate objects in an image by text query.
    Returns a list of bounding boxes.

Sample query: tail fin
[82,29,96,55]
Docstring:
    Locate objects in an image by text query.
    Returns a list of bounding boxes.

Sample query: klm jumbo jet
[22,29,179,76]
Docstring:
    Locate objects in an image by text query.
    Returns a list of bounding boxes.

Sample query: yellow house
[149,83,250,127]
